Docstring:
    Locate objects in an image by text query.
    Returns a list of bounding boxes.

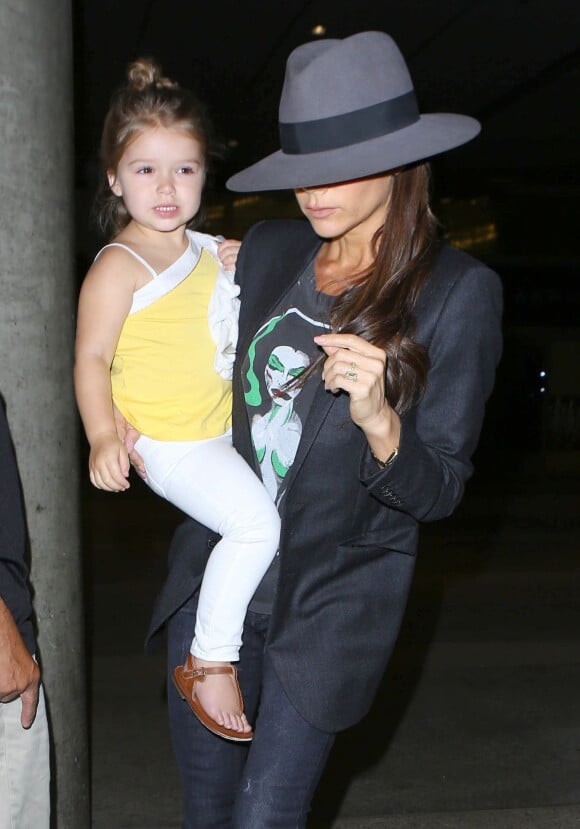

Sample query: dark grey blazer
[147,219,503,732]
[0,399,35,654]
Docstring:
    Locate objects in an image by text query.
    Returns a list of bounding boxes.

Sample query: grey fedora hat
[227,31,480,192]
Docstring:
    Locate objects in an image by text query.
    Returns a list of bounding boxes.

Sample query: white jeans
[0,685,50,829]
[136,432,280,661]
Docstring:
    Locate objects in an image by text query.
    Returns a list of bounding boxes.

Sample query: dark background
[71,0,580,459]
[73,1,580,178]
[73,6,579,822]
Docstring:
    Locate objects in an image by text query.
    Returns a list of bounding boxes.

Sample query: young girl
[74,59,280,742]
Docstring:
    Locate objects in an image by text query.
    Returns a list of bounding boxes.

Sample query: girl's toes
[223,712,237,731]
[227,713,244,732]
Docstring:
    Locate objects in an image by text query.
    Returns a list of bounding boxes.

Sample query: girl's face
[294,173,393,244]
[108,126,205,235]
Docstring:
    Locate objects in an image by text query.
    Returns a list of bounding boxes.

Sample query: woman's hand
[112,405,146,479]
[88,432,130,491]
[217,238,241,272]
[314,333,400,459]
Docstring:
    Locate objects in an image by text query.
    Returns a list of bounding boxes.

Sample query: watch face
[373,448,398,468]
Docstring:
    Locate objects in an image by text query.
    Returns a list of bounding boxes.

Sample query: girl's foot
[191,656,252,734]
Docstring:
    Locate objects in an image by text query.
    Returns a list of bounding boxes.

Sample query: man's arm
[0,596,40,727]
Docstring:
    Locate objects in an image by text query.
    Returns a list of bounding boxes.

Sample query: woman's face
[294,173,393,242]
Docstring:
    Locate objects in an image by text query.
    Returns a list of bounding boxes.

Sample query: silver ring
[344,362,358,382]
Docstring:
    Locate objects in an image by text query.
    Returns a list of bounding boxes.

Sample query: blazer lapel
[236,241,320,357]
[277,379,339,499]
[232,223,322,476]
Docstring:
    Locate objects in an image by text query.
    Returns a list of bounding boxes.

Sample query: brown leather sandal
[172,653,253,742]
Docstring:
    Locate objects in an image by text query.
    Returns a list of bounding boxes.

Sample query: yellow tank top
[110,245,232,441]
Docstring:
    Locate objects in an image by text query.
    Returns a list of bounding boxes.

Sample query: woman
[136,31,502,828]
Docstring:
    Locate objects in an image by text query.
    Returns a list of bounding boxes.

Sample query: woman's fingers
[323,358,372,392]
[313,333,388,427]
[314,335,386,385]
[314,332,386,360]
[319,349,385,393]
[128,447,147,479]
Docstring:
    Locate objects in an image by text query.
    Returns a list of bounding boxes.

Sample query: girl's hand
[217,238,241,271]
[313,333,401,454]
[89,433,130,491]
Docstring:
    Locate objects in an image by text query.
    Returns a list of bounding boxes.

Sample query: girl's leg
[140,433,280,660]
[167,596,269,829]
[232,653,336,829]
[139,433,280,731]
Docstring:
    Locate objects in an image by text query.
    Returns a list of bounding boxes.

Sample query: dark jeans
[167,594,336,829]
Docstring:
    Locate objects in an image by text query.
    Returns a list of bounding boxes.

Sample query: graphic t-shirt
[242,262,334,612]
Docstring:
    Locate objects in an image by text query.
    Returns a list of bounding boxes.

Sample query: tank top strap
[94,243,158,277]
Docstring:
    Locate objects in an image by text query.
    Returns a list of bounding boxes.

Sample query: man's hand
[0,598,40,728]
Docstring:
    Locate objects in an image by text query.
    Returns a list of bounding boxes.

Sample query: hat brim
[227,114,480,192]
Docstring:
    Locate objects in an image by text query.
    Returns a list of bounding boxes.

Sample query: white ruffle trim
[189,231,241,381]
[207,266,240,380]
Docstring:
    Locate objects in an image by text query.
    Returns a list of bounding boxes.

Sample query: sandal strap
[190,665,236,678]
[181,655,237,680]
[178,654,243,710]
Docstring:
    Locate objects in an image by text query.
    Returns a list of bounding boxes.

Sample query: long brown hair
[95,58,218,238]
[329,163,438,414]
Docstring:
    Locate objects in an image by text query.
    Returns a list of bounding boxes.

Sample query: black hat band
[279,90,420,155]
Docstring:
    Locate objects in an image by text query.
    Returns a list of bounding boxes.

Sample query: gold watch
[371,447,399,469]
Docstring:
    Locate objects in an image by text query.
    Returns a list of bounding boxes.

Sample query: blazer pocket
[338,525,418,558]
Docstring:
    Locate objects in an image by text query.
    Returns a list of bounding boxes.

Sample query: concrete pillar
[0,1,89,826]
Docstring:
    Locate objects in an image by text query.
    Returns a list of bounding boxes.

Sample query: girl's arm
[74,249,136,491]
[216,238,241,271]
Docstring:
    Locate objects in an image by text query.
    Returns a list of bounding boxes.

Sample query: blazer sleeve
[0,401,35,651]
[363,260,503,522]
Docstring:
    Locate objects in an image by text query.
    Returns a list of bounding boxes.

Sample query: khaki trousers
[0,685,50,829]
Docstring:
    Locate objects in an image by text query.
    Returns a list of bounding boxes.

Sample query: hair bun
[127,58,178,91]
